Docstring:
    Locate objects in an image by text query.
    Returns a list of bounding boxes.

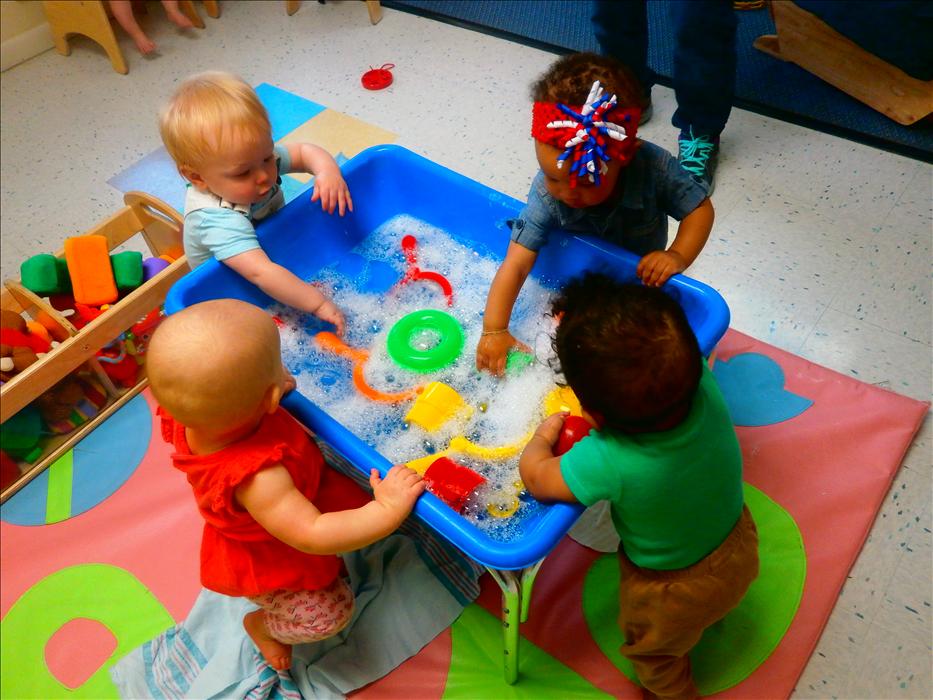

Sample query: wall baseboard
[1,23,55,72]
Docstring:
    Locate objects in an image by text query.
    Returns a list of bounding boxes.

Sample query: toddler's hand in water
[370,466,424,516]
[636,250,686,287]
[476,331,530,376]
[314,299,346,336]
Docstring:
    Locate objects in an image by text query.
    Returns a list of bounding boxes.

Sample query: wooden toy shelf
[1,192,189,504]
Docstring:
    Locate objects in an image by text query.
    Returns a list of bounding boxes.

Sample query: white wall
[1,0,54,71]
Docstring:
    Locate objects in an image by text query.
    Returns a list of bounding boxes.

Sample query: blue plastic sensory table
[165,144,730,683]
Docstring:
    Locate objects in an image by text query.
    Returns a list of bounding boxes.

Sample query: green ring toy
[387,309,464,373]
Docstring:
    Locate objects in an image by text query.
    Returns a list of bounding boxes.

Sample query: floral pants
[248,577,354,644]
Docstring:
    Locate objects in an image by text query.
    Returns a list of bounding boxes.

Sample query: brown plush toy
[1,311,38,382]
[0,309,47,382]
[1,344,38,382]
[36,377,87,422]
[36,375,109,434]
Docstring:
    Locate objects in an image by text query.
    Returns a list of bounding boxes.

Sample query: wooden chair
[754,1,933,125]
[286,0,382,24]
[42,0,205,75]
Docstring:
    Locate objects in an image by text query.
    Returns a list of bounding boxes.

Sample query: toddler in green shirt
[520,273,759,700]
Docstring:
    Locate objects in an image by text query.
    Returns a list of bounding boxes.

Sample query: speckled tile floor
[1,2,930,697]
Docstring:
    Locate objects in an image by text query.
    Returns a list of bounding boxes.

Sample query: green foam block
[20,254,71,296]
[110,251,144,291]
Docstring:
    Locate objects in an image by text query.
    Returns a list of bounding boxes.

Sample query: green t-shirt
[560,364,743,570]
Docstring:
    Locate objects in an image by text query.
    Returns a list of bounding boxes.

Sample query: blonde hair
[159,71,272,170]
[147,299,282,430]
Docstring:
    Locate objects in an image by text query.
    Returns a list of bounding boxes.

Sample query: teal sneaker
[678,128,719,193]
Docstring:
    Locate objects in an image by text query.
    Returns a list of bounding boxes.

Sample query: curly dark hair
[551,273,702,432]
[530,52,646,109]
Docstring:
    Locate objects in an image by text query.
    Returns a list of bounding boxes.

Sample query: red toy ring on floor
[362,63,395,90]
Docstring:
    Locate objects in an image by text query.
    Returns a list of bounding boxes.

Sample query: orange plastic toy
[64,235,118,306]
[314,331,422,404]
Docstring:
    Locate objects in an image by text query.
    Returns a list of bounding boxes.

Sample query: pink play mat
[1,329,927,698]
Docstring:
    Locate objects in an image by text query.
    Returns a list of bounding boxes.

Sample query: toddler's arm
[476,242,538,375]
[519,413,578,503]
[285,143,353,216]
[224,249,345,334]
[236,464,424,555]
[636,197,714,287]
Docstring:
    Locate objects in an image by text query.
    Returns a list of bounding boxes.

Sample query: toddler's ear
[262,383,284,415]
[179,165,204,188]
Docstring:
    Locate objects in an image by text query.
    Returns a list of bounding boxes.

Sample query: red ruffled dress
[159,406,370,597]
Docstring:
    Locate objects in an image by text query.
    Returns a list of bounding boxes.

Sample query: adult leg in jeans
[669,0,737,190]
[592,0,653,111]
[669,0,737,138]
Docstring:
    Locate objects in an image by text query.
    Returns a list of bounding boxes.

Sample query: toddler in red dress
[147,299,424,670]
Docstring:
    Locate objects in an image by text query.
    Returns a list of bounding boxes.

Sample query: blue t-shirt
[510,141,708,256]
[560,364,744,570]
[183,145,292,269]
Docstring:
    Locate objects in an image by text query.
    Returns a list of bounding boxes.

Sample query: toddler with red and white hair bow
[476,52,714,376]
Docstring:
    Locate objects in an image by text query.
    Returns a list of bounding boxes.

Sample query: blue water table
[165,144,730,683]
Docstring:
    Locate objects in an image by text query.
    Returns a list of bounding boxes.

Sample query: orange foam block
[64,235,118,306]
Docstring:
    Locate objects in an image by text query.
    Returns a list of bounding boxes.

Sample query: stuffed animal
[0,309,43,382]
[0,344,38,382]
[36,375,108,435]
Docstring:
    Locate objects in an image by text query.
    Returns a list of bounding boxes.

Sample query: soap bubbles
[277,216,559,540]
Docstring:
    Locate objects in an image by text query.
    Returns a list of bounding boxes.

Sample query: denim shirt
[510,140,708,256]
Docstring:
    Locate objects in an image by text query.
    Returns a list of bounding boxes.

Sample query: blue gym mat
[383,0,933,162]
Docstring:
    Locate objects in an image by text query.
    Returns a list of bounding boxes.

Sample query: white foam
[276,216,564,540]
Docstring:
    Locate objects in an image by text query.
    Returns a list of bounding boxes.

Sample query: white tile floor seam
[1,2,930,698]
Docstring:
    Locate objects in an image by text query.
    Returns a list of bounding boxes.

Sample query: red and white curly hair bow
[531,80,640,188]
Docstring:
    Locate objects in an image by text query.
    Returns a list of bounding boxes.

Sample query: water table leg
[519,559,543,623]
[486,560,544,684]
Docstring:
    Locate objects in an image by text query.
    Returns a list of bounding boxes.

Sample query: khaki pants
[618,505,759,700]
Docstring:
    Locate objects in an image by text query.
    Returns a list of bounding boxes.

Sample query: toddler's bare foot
[243,610,292,670]
[132,33,157,54]
[165,7,195,29]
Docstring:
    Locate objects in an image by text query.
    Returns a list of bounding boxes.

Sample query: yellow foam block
[405,381,472,432]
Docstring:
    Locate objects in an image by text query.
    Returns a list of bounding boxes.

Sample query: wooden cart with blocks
[1,192,189,503]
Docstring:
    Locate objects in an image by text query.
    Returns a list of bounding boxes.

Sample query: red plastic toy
[361,63,395,90]
[423,456,486,512]
[96,341,140,388]
[396,234,454,306]
[554,415,593,456]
